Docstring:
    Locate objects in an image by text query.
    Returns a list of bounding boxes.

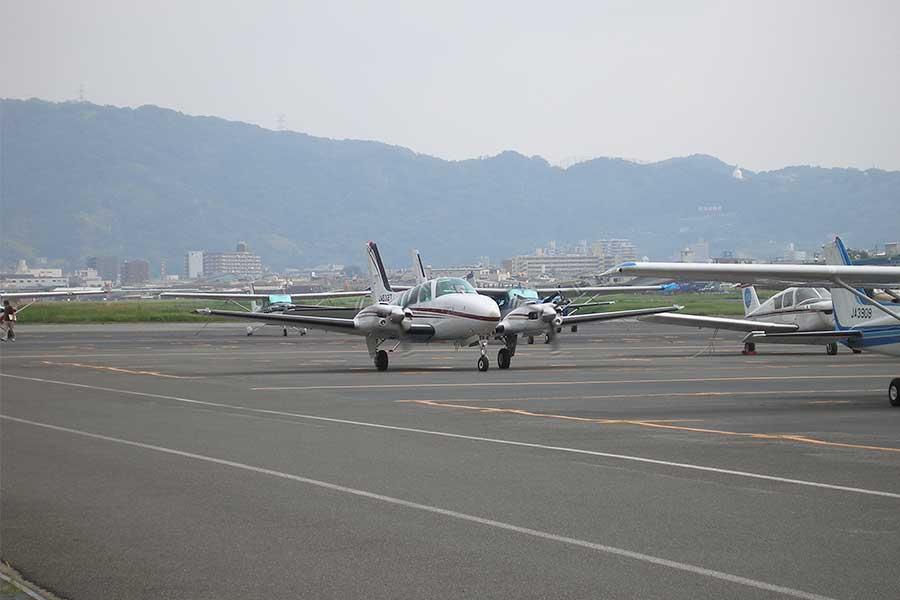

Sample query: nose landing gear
[826,342,838,355]
[477,338,490,371]
[889,378,900,407]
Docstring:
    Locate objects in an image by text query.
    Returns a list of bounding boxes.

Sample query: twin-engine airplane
[409,250,682,369]
[607,238,900,405]
[638,285,839,355]
[197,242,504,371]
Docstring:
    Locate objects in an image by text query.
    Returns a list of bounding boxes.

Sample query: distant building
[885,242,899,257]
[71,268,103,287]
[511,254,604,279]
[0,273,69,290]
[185,251,204,279]
[202,243,263,279]
[121,259,150,285]
[591,239,637,268]
[87,256,120,283]
[681,241,711,263]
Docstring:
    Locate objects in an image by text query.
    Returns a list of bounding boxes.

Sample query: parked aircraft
[639,285,840,355]
[197,242,504,371]
[0,287,114,311]
[608,238,900,404]
[161,286,365,336]
[409,250,681,368]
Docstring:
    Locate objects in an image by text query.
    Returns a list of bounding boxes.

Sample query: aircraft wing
[743,330,863,346]
[196,308,435,337]
[160,290,369,301]
[474,285,667,299]
[533,285,669,295]
[0,289,111,300]
[196,308,362,335]
[638,313,800,334]
[606,262,900,288]
[561,304,682,325]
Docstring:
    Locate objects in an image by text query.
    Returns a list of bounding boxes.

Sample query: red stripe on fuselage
[411,307,500,322]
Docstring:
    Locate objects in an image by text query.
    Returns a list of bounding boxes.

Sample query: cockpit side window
[400,289,411,307]
[406,286,420,306]
[418,282,433,303]
[795,288,818,304]
[773,293,783,310]
[781,290,795,308]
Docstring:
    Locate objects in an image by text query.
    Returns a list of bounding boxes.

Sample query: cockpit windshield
[434,278,477,297]
[509,288,539,300]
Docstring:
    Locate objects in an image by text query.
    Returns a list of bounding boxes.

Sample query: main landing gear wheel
[477,355,490,372]
[283,327,288,337]
[889,379,900,407]
[742,342,757,356]
[852,348,863,354]
[826,342,838,356]
[374,350,389,371]
[571,325,578,333]
[497,348,511,369]
[527,336,535,345]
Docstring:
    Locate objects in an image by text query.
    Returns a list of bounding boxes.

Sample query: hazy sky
[2,0,898,171]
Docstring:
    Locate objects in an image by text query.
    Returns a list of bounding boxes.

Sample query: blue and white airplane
[607,238,900,405]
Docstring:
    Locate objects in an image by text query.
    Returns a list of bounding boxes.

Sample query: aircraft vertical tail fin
[824,236,853,266]
[741,285,760,316]
[411,249,427,284]
[366,242,393,303]
[824,237,863,329]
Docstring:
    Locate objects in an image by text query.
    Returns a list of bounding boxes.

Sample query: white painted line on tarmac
[251,374,891,391]
[2,373,899,500]
[1,413,838,600]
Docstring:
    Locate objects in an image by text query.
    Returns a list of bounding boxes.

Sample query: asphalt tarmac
[2,322,898,599]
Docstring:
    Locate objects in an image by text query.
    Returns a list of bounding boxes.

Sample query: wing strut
[834,278,900,324]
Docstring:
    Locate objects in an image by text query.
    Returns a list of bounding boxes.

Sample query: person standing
[1,300,16,341]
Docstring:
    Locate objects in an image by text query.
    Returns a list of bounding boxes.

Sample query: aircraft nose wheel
[889,378,900,407]
[374,350,389,371]
[477,355,490,372]
[497,348,511,369]
[826,342,838,355]
[527,336,535,345]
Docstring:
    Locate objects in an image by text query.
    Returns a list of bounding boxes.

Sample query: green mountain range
[2,98,897,272]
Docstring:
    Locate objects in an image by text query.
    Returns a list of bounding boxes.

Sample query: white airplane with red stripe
[197,242,502,371]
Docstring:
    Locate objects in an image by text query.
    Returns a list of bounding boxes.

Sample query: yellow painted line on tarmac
[40,361,196,379]
[251,374,891,391]
[407,400,900,454]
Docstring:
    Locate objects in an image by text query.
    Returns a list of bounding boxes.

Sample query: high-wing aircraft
[409,250,682,369]
[0,287,115,311]
[608,238,900,405]
[197,242,503,371]
[161,286,366,336]
[638,285,840,355]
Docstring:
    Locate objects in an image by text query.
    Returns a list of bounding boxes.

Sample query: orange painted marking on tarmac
[40,361,195,379]
[407,400,900,454]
